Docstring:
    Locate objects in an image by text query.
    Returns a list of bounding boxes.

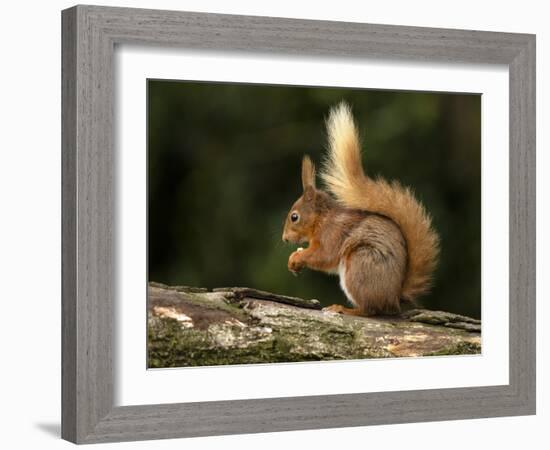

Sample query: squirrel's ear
[301,155,316,191]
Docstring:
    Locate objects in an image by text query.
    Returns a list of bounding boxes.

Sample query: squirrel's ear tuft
[301,155,316,191]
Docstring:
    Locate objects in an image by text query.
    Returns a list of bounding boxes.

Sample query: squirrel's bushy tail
[320,102,440,301]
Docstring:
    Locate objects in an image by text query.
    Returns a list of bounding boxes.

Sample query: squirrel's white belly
[338,261,357,307]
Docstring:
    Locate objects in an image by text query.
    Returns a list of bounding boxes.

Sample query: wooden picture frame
[61,4,536,443]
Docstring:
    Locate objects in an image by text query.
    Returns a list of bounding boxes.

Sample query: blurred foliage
[148,81,481,318]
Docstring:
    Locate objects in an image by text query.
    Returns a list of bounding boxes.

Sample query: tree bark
[147,282,481,368]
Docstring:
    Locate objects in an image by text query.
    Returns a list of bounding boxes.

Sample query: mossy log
[148,282,481,368]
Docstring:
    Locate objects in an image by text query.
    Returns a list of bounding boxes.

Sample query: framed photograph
[62,4,535,444]
[145,81,482,370]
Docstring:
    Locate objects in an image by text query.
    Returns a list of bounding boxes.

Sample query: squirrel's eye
[290,212,299,223]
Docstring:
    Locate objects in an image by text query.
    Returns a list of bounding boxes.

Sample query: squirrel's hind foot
[323,304,365,316]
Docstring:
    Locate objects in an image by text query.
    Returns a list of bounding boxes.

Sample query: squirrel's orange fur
[321,102,440,302]
[282,102,439,315]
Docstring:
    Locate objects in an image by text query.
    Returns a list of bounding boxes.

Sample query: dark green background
[148,80,481,319]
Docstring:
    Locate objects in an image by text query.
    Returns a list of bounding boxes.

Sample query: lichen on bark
[147,282,481,368]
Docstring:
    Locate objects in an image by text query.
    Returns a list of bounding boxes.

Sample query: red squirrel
[282,102,440,316]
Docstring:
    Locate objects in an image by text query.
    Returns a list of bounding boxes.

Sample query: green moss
[147,295,480,367]
[425,341,481,356]
[147,315,392,368]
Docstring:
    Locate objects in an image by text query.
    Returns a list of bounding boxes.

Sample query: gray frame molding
[61,5,536,444]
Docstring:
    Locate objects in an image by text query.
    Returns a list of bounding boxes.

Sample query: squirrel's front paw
[288,251,305,274]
